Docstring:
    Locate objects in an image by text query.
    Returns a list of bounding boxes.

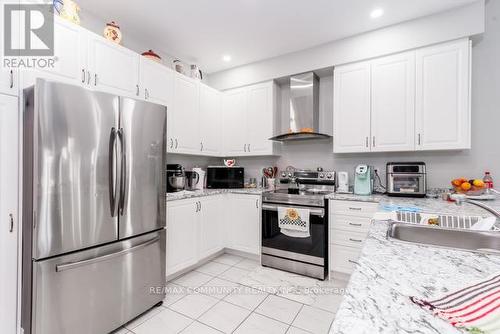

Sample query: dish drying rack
[395,211,500,231]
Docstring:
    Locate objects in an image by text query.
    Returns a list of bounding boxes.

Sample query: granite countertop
[166,188,266,201]
[330,220,500,334]
[168,188,500,217]
[328,192,500,217]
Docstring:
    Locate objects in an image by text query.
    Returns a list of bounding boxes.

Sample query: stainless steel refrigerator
[21,79,167,334]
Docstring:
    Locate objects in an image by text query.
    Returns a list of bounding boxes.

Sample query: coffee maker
[166,164,185,192]
[354,164,374,195]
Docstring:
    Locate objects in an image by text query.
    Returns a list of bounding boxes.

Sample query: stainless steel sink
[387,221,500,254]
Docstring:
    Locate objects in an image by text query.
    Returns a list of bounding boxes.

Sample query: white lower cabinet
[0,94,19,334]
[198,196,224,259]
[329,200,378,275]
[225,194,261,254]
[167,194,259,278]
[166,199,199,276]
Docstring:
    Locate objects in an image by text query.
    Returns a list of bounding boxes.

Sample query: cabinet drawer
[331,214,371,233]
[330,229,367,249]
[330,200,378,217]
[330,244,361,274]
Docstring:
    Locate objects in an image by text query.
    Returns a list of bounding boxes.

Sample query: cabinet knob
[87,70,91,85]
[81,69,86,84]
[256,199,259,208]
[175,139,178,149]
[136,85,140,96]
[372,136,375,147]
[418,133,421,146]
[169,138,173,149]
[365,137,369,148]
[94,74,98,86]
[243,144,247,152]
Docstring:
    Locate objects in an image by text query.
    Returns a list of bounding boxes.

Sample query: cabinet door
[246,82,273,155]
[222,88,247,155]
[226,195,260,255]
[371,52,415,152]
[139,57,174,106]
[415,39,470,151]
[198,196,223,259]
[0,94,18,334]
[0,0,18,96]
[333,61,371,153]
[199,84,221,156]
[166,199,198,276]
[88,34,139,96]
[170,73,200,154]
[21,16,87,89]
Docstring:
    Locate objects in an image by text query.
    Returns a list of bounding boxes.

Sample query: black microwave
[206,166,244,189]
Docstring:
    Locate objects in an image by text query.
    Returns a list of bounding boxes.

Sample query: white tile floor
[116,253,348,334]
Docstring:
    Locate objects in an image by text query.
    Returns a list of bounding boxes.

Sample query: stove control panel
[280,169,336,185]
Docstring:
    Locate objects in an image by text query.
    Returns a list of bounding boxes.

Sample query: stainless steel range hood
[270,72,331,141]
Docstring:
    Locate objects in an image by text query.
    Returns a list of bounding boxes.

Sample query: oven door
[388,173,425,195]
[261,203,326,263]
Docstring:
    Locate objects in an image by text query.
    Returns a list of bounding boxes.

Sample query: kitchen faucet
[452,194,500,219]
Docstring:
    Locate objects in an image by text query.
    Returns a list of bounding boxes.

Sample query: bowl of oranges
[451,178,486,195]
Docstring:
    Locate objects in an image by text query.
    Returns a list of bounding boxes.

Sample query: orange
[452,179,463,187]
[473,179,485,188]
[460,182,472,191]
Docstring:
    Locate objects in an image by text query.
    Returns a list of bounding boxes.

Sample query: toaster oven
[386,162,426,197]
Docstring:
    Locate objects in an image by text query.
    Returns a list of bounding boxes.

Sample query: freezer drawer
[30,230,165,334]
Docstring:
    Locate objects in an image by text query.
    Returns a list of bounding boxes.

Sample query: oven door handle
[261,204,324,217]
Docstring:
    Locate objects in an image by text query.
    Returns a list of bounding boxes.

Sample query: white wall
[207,1,485,90]
[172,0,500,190]
[78,10,186,72]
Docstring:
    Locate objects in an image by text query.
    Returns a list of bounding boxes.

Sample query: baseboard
[166,249,225,281]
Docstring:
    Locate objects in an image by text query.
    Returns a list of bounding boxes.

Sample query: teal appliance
[354,164,374,195]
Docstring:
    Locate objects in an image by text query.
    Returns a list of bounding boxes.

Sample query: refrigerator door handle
[108,127,118,217]
[55,236,160,272]
[117,128,127,216]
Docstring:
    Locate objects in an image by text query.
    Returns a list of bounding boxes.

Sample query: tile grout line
[230,289,277,333]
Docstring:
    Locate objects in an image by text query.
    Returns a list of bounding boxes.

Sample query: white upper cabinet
[333,61,371,153]
[199,84,222,155]
[0,94,19,334]
[170,73,200,154]
[371,51,415,152]
[222,87,248,155]
[22,16,87,89]
[87,34,139,97]
[139,57,174,105]
[333,38,471,153]
[415,38,471,151]
[0,0,17,96]
[246,81,275,155]
[223,81,278,156]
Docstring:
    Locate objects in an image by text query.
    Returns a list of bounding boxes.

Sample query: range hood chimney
[270,72,331,141]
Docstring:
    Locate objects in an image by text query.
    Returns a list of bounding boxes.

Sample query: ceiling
[79,0,478,74]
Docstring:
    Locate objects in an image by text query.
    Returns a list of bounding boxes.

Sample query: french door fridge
[21,79,167,334]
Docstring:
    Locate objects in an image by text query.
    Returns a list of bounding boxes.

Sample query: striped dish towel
[410,273,500,334]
